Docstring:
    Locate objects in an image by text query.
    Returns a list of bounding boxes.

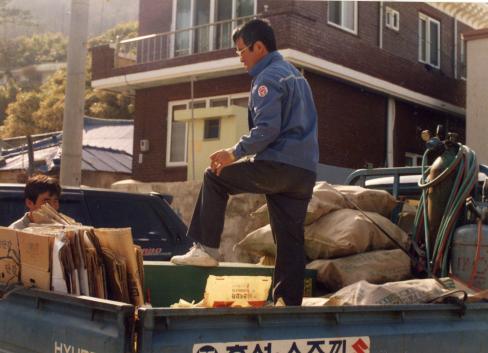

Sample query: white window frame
[166,92,249,167]
[385,7,399,31]
[170,0,257,58]
[405,152,423,167]
[327,1,358,35]
[418,13,441,69]
[460,36,466,80]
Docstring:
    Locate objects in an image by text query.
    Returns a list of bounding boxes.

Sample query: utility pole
[60,0,90,186]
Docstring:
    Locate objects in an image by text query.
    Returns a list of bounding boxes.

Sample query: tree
[0,78,20,123]
[0,32,67,72]
[0,0,34,27]
[88,21,138,48]
[2,90,41,137]
[0,21,138,138]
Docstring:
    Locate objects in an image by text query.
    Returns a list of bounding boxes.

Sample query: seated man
[9,174,61,230]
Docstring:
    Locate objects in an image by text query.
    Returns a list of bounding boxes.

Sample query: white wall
[466,31,488,165]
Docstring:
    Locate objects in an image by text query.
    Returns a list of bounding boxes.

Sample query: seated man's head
[24,175,61,212]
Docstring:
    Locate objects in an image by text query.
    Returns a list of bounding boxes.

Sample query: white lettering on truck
[54,341,95,353]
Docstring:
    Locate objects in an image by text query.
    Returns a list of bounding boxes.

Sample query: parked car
[0,184,192,260]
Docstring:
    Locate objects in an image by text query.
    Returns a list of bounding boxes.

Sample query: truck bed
[2,286,488,353]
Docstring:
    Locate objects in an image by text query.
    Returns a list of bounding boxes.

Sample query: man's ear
[254,41,268,54]
[25,198,35,211]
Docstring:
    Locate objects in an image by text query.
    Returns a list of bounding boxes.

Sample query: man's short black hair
[24,174,61,203]
[232,19,277,52]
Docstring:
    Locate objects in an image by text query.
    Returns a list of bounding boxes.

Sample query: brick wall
[139,0,172,36]
[92,0,473,181]
[307,71,388,169]
[133,68,466,181]
[394,100,465,166]
[382,2,456,77]
[281,2,466,106]
[92,1,469,107]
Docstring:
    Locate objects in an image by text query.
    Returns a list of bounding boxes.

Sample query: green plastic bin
[143,261,317,307]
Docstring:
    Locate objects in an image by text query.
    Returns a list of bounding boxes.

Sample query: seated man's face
[26,191,60,212]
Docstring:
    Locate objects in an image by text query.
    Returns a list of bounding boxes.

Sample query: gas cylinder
[419,127,460,258]
[426,143,458,252]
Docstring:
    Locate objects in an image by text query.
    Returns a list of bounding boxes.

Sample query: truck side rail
[345,167,422,198]
[137,303,488,353]
[0,286,135,353]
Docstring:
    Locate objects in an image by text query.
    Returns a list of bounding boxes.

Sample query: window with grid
[385,7,399,31]
[166,93,248,166]
[173,0,256,56]
[328,1,357,34]
[418,13,440,68]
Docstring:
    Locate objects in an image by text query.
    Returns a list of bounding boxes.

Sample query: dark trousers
[187,159,316,305]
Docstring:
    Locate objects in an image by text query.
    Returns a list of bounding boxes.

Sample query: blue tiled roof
[0,116,133,173]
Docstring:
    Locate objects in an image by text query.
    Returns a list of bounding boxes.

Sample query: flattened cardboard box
[0,227,20,286]
[18,231,54,290]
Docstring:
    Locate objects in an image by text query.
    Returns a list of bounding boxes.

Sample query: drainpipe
[190,76,196,181]
[379,2,384,49]
[454,19,458,79]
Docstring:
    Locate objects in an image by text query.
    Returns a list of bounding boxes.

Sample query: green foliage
[0,22,138,138]
[0,0,35,27]
[0,33,67,71]
[0,78,20,123]
[2,90,42,137]
[85,89,134,119]
[89,21,138,48]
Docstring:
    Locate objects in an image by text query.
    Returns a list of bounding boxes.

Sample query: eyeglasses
[235,43,253,56]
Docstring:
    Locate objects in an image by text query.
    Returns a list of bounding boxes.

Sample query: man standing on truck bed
[9,174,61,230]
[171,19,319,306]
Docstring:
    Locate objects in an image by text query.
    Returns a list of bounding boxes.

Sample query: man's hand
[210,148,236,176]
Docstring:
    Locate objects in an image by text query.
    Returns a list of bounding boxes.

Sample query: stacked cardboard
[0,228,20,287]
[0,205,144,306]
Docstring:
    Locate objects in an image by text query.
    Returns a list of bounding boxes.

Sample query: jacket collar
[249,51,283,78]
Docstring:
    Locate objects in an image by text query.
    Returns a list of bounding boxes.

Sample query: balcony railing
[113,14,260,69]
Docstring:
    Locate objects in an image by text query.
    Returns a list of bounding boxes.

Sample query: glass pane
[343,1,355,31]
[236,0,254,17]
[189,100,206,109]
[210,98,229,107]
[194,0,210,53]
[429,21,439,66]
[385,11,391,27]
[405,156,413,166]
[175,0,191,56]
[230,97,249,107]
[215,0,233,49]
[328,1,342,25]
[170,105,187,163]
[419,18,426,61]
[460,38,465,63]
[204,119,220,139]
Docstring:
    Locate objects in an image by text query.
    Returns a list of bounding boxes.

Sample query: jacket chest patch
[257,85,268,97]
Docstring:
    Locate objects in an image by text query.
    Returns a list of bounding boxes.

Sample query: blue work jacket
[233,51,319,173]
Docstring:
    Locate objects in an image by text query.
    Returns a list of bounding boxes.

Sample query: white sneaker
[170,245,219,267]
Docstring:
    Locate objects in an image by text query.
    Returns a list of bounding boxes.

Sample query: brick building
[91,1,488,182]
